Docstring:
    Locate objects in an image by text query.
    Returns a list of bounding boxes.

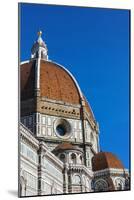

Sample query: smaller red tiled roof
[92,152,124,171]
[53,142,82,152]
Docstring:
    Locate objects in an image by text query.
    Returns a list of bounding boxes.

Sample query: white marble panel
[42,127,46,135]
[42,116,46,125]
[47,127,52,136]
[47,117,52,126]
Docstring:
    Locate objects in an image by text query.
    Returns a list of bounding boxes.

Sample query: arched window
[73,175,81,185]
[80,155,83,164]
[115,178,123,190]
[59,153,65,163]
[71,153,76,164]
[117,183,122,190]
[94,179,108,192]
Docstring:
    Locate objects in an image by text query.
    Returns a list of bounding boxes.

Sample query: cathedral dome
[21,60,80,104]
[20,31,95,122]
[92,152,124,171]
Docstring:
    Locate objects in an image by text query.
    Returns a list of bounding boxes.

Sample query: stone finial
[37,30,42,36]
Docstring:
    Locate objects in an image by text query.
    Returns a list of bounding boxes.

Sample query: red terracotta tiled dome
[20,59,94,120]
[92,152,124,171]
[21,60,80,104]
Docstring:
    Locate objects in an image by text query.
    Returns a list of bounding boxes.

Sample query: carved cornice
[67,164,93,178]
[94,168,129,177]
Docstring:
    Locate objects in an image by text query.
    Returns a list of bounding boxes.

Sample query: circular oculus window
[54,119,72,139]
[56,124,66,136]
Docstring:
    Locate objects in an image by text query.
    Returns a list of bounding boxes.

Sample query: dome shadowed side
[92,152,124,171]
[21,60,36,100]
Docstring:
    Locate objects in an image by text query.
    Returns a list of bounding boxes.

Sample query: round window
[56,124,66,136]
[54,119,72,139]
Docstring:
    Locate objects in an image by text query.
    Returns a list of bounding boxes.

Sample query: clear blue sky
[19,3,130,169]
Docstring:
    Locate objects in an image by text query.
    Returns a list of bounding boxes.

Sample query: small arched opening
[71,153,77,164]
[73,175,81,185]
[59,153,66,163]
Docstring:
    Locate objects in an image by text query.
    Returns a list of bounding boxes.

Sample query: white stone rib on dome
[20,60,30,65]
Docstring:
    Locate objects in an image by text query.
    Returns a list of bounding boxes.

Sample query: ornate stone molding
[20,123,39,150]
[94,168,129,177]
